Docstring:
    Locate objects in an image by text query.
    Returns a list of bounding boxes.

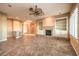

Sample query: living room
[0,3,79,56]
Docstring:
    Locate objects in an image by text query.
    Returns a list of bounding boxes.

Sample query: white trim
[16,36,22,38]
[56,16,68,20]
[24,34,36,36]
[0,39,7,42]
[55,16,68,31]
[71,39,79,56]
[55,16,68,34]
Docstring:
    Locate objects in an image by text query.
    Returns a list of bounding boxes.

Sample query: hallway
[0,35,76,56]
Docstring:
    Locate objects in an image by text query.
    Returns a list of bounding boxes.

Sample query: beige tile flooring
[0,35,76,56]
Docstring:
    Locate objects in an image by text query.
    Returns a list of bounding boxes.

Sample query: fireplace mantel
[43,26,54,30]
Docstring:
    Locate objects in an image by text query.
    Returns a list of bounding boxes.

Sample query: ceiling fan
[29,5,44,16]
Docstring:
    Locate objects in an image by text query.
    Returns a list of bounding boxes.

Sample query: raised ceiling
[0,3,72,20]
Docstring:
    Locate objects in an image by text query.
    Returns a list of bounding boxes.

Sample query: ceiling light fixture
[29,5,44,16]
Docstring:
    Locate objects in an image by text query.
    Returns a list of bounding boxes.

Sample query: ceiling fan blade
[29,5,44,16]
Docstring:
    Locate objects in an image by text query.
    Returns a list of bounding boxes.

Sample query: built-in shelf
[56,18,67,30]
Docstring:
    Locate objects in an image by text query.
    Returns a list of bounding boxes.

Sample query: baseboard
[16,36,22,39]
[24,34,36,36]
[0,39,7,42]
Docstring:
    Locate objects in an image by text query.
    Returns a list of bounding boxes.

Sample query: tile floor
[0,35,76,56]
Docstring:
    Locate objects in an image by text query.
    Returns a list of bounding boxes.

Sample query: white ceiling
[0,3,72,21]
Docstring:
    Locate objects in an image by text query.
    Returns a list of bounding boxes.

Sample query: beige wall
[7,18,23,38]
[30,22,36,34]
[13,20,23,38]
[43,17,56,27]
[23,22,28,34]
[23,21,36,34]
[7,19,13,37]
[13,20,21,31]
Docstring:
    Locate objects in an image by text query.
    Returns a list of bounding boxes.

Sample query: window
[70,7,78,39]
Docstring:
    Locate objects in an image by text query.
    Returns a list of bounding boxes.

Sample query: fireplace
[45,30,52,36]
